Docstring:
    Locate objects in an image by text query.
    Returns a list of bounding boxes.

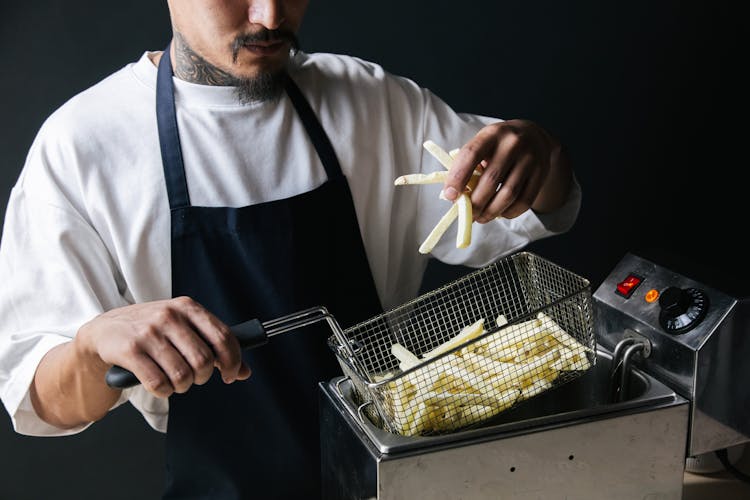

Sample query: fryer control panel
[594,253,749,456]
[593,253,736,349]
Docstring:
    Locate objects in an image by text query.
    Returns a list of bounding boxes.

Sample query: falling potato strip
[419,203,459,254]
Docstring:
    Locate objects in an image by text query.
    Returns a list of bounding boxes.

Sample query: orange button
[645,289,660,303]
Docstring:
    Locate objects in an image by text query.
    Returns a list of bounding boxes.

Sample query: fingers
[444,120,552,222]
[476,156,542,221]
[173,296,245,384]
[95,297,250,399]
[442,130,497,201]
[468,129,521,218]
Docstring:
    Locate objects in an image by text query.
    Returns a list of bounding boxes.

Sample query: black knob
[658,287,709,334]
[659,286,691,317]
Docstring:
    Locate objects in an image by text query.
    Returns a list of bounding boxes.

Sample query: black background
[0,1,746,498]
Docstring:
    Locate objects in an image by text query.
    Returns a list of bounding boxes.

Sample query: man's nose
[247,0,286,30]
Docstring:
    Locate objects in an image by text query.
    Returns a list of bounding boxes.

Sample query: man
[0,0,580,498]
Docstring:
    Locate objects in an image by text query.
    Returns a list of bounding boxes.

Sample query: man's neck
[167,32,237,86]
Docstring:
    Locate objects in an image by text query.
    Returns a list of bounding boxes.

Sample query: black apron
[155,46,383,499]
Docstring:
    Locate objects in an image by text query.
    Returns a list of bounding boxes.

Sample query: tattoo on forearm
[172,32,237,86]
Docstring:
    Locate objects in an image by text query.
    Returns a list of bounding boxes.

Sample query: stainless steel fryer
[319,252,749,499]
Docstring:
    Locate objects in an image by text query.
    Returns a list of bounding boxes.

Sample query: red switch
[616,274,643,298]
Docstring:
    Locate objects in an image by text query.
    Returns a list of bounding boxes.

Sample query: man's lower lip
[244,43,285,56]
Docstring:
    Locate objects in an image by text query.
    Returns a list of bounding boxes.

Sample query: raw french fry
[538,312,594,355]
[452,388,520,428]
[487,348,560,392]
[404,401,430,436]
[394,170,481,187]
[422,391,508,408]
[472,316,546,358]
[422,318,486,359]
[513,336,557,363]
[423,140,455,170]
[496,314,509,327]
[428,357,481,391]
[391,343,421,370]
[394,171,450,185]
[520,377,553,400]
[456,193,472,249]
[419,203,459,254]
[460,351,517,379]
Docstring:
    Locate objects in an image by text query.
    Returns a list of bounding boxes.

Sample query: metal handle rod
[608,337,637,402]
[263,307,367,376]
[618,343,646,402]
[612,337,637,370]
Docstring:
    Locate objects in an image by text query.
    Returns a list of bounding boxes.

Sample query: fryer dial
[658,286,709,334]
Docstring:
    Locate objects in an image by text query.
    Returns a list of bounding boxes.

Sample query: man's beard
[229,29,301,104]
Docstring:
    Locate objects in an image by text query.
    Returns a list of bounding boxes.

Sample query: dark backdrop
[0,1,745,498]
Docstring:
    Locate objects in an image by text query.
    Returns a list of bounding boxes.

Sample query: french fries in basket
[382,313,592,436]
[394,140,484,254]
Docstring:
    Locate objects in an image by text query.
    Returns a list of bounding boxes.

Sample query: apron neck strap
[156,44,191,209]
[283,75,344,182]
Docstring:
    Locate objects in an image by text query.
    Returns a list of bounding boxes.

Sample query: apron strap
[156,43,191,210]
[284,76,345,182]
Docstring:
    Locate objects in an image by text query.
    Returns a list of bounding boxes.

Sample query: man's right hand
[76,296,251,398]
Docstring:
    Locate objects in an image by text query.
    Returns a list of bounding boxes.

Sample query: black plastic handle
[104,318,267,389]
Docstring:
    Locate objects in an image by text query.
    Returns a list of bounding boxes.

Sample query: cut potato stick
[395,170,481,187]
[423,140,455,170]
[520,378,553,400]
[394,171,449,185]
[452,389,520,428]
[460,351,517,378]
[422,318,486,359]
[391,343,420,370]
[456,193,472,248]
[472,317,544,355]
[422,390,512,408]
[419,202,458,254]
[538,312,594,354]
[487,348,560,392]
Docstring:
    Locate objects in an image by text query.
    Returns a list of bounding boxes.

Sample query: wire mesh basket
[328,251,596,437]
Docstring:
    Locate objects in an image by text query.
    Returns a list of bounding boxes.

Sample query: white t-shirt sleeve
[0,133,132,436]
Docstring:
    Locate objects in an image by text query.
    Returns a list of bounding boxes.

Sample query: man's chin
[233,69,286,104]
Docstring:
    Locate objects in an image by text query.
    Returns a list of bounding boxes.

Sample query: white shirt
[0,50,581,437]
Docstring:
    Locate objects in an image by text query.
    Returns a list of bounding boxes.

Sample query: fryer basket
[327,251,596,436]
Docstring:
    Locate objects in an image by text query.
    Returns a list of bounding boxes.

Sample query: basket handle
[105,318,268,389]
[105,306,344,389]
[356,401,374,424]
